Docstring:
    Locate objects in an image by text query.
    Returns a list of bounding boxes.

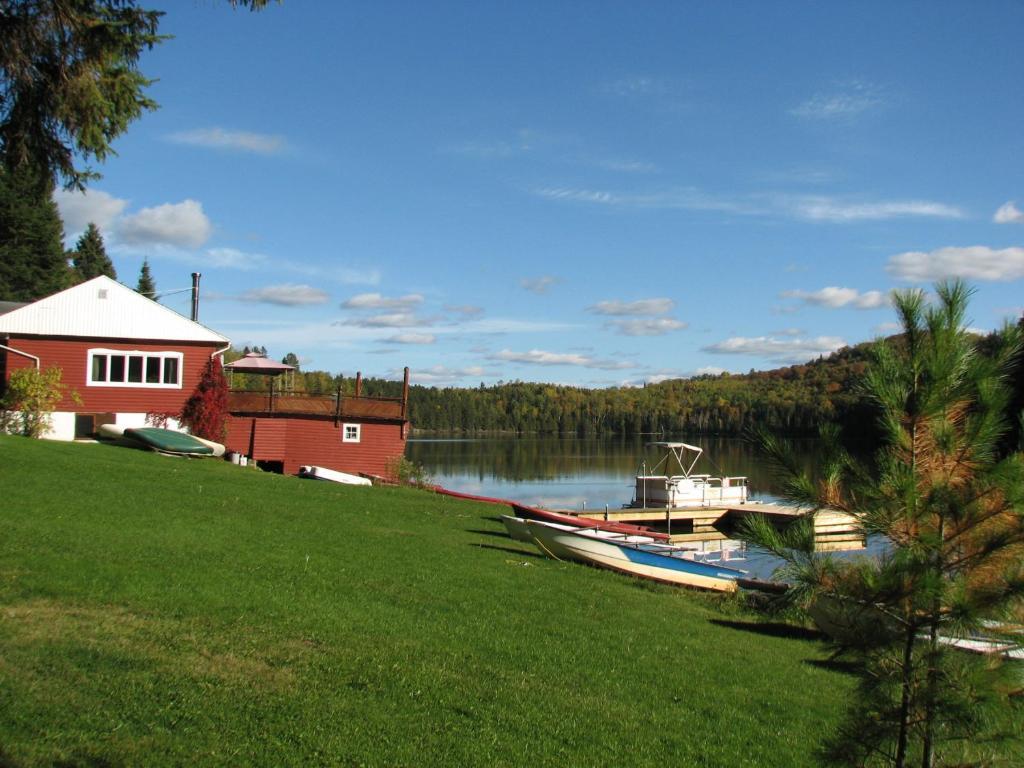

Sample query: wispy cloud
[238,284,330,306]
[887,246,1024,282]
[789,196,964,222]
[609,318,688,336]
[994,201,1024,224]
[703,335,846,364]
[342,292,424,310]
[444,304,484,318]
[405,365,489,385]
[532,185,963,222]
[118,200,212,249]
[385,333,436,345]
[166,127,287,155]
[204,247,267,270]
[339,312,432,329]
[588,298,675,316]
[602,76,670,98]
[490,348,634,371]
[791,80,882,120]
[520,276,560,294]
[781,286,889,310]
[596,158,658,174]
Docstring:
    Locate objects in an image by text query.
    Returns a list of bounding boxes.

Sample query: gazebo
[223,352,296,392]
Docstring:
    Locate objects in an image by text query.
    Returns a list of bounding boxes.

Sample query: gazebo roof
[224,352,295,375]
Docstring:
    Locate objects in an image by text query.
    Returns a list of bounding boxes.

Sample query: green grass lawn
[0,435,912,765]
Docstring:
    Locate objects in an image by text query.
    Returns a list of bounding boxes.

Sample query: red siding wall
[224,414,407,477]
[2,336,220,414]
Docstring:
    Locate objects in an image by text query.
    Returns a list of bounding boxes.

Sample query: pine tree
[741,281,1024,768]
[70,223,116,282]
[136,259,156,296]
[179,357,228,441]
[0,165,67,301]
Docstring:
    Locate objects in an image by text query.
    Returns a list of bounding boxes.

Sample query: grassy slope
[0,436,853,767]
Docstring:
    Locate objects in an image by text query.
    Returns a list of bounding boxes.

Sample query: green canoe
[123,428,216,456]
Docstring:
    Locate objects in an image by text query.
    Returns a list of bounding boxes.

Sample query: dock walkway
[578,502,865,551]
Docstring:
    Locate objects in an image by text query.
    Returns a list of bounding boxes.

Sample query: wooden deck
[577,502,866,551]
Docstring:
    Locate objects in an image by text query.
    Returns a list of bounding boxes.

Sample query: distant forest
[227,333,1014,444]
[228,328,1023,443]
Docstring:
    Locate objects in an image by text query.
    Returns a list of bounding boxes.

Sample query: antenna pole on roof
[190,273,201,321]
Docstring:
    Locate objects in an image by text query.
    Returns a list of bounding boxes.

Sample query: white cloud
[167,127,287,155]
[118,199,212,248]
[886,246,1024,282]
[344,312,425,328]
[280,260,381,286]
[408,365,488,385]
[791,80,882,119]
[205,247,266,270]
[385,333,436,345]
[694,366,728,377]
[342,292,424,310]
[703,335,846,364]
[53,188,127,239]
[533,185,962,222]
[781,286,889,309]
[608,318,688,336]
[874,322,902,335]
[588,298,675,316]
[790,197,964,222]
[520,276,559,294]
[994,201,1024,224]
[445,304,484,317]
[597,159,657,173]
[239,284,330,306]
[490,348,633,370]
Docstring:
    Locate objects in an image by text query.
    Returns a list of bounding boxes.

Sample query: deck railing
[227,390,406,420]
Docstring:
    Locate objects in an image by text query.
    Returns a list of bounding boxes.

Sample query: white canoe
[298,465,372,486]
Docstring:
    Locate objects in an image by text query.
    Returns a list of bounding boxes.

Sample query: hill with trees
[229,319,1022,443]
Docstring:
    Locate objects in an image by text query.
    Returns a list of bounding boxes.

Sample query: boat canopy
[644,441,704,477]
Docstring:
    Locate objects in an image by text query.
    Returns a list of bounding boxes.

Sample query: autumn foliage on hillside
[180,358,228,441]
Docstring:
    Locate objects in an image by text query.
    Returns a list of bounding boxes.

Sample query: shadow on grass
[805,657,861,676]
[0,750,123,768]
[471,543,546,559]
[710,618,824,642]
[483,516,509,524]
[466,528,511,539]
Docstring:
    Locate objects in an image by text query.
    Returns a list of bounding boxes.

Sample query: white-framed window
[342,423,361,443]
[87,349,183,388]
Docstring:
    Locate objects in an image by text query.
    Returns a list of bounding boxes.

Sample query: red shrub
[180,357,228,441]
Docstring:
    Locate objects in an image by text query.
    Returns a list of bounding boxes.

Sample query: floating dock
[576,502,866,552]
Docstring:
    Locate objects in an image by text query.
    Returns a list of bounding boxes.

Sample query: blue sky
[55,1,1024,387]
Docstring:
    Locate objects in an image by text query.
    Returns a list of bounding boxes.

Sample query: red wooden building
[1,277,412,479]
[223,366,411,479]
[0,276,229,439]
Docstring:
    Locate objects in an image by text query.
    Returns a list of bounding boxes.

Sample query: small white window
[342,423,361,443]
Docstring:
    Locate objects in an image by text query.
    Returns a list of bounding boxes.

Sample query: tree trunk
[895,624,916,768]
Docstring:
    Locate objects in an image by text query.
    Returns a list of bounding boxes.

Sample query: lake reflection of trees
[407,435,820,498]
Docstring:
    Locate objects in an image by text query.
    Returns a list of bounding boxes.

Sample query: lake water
[406,435,817,510]
[407,435,841,581]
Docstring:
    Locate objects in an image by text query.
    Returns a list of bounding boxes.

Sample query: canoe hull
[526,520,742,592]
[299,465,373,486]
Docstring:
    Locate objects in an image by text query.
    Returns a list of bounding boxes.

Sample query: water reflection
[409,435,872,582]
[407,435,821,510]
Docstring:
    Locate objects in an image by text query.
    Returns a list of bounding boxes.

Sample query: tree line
[237,328,1021,445]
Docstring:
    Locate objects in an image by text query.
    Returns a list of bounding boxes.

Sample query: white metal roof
[0,276,229,344]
